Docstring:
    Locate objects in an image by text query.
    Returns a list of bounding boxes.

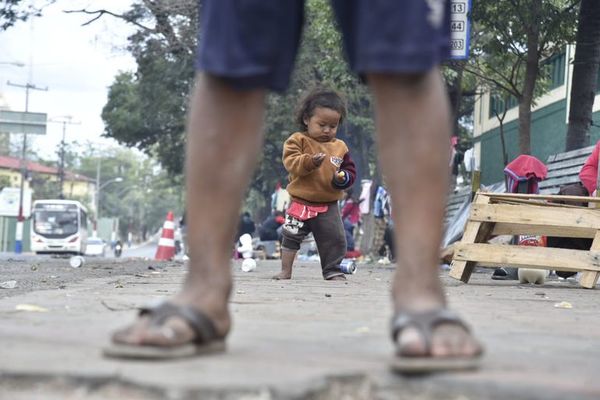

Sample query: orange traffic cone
[155,211,176,261]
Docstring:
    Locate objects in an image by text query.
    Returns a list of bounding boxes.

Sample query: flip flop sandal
[103,302,226,360]
[325,273,347,281]
[390,309,482,374]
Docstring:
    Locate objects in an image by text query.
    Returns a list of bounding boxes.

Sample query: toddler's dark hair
[295,87,347,131]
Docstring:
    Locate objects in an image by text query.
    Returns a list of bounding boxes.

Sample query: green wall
[478,100,569,184]
[0,217,32,253]
[96,217,119,243]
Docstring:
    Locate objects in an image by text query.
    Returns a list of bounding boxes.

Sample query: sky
[0,0,137,161]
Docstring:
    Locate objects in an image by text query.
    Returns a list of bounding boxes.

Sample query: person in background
[370,184,390,260]
[546,139,600,278]
[236,212,256,242]
[258,211,285,242]
[107,0,482,373]
[341,188,362,257]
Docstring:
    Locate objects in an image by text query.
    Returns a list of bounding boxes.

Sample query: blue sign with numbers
[449,0,471,60]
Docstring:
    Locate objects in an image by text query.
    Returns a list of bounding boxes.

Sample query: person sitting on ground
[546,139,600,278]
[106,0,482,373]
[258,211,285,242]
[383,219,396,262]
[369,183,390,261]
[341,188,362,258]
[273,88,356,281]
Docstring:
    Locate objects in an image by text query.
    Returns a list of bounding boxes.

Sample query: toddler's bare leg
[273,249,296,280]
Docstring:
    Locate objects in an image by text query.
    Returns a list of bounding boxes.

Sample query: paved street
[1,258,599,400]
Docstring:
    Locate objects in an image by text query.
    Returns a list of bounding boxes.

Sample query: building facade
[0,155,95,203]
[472,45,600,184]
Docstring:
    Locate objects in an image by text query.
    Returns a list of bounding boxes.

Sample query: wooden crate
[449,192,600,289]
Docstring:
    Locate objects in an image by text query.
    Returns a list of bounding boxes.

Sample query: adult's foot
[110,288,231,349]
[393,309,482,359]
[326,274,347,281]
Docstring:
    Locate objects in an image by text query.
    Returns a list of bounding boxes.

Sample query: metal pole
[49,116,79,199]
[94,158,101,237]
[93,176,123,239]
[6,81,47,253]
[59,120,66,198]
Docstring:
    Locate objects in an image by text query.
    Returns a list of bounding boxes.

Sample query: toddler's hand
[312,153,326,167]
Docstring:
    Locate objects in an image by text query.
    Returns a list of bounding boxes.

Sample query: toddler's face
[304,107,341,143]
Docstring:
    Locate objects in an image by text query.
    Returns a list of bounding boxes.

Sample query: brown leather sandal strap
[139,302,219,344]
[391,309,470,353]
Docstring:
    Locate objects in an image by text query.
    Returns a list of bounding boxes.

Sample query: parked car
[85,237,106,257]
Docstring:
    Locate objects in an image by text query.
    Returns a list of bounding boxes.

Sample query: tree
[98,0,475,218]
[98,1,197,176]
[0,0,54,30]
[565,0,600,151]
[491,93,510,168]
[444,63,478,171]
[0,175,12,190]
[468,0,579,154]
[38,142,185,239]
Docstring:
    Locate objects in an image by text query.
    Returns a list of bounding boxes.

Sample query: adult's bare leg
[368,70,481,358]
[112,73,266,347]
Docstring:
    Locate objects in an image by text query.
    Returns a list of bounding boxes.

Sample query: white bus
[30,200,88,255]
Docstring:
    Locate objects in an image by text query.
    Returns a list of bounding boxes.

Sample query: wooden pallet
[449,192,600,289]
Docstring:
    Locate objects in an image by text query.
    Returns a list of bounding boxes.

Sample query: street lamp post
[49,116,80,198]
[6,80,48,253]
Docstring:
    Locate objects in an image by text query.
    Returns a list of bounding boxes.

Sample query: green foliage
[28,173,58,201]
[0,0,54,30]
[39,143,185,238]
[466,0,579,153]
[469,0,578,98]
[0,175,12,190]
[101,3,197,176]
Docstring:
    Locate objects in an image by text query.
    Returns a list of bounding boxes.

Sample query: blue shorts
[196,0,450,92]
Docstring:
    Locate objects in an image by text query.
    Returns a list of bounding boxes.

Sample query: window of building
[544,52,566,90]
[489,94,518,119]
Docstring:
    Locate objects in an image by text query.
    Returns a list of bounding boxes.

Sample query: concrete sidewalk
[1,259,599,399]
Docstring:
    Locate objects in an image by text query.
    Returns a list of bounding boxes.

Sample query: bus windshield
[33,204,79,238]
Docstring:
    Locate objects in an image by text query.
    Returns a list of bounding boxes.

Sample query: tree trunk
[450,63,465,136]
[493,98,509,186]
[499,122,508,166]
[518,0,542,155]
[353,123,370,184]
[565,0,600,151]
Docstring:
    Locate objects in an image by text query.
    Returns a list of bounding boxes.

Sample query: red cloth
[345,250,362,258]
[579,140,600,195]
[504,155,547,180]
[341,199,361,224]
[287,201,328,221]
